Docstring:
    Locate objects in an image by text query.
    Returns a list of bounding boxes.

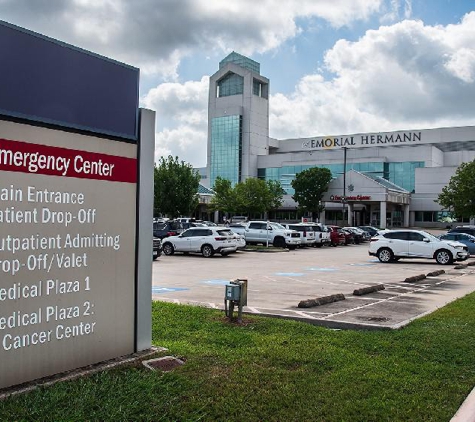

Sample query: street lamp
[342,147,347,225]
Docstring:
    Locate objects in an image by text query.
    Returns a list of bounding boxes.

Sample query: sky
[1,0,475,168]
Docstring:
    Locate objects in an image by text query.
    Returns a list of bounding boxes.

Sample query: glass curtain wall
[258,161,424,194]
[210,115,242,188]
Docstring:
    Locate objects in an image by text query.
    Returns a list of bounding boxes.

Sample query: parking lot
[152,242,475,329]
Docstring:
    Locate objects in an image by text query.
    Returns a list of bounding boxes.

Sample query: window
[217,73,243,97]
[407,232,424,241]
[384,232,408,240]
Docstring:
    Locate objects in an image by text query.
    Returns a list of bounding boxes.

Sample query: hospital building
[200,52,475,228]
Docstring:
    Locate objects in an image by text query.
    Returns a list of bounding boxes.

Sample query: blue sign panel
[0,21,139,141]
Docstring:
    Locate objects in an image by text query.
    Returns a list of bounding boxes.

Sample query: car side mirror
[423,238,430,243]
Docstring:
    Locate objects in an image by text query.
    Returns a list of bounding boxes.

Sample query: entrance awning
[322,170,411,205]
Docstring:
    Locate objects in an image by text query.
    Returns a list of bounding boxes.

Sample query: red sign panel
[0,138,136,183]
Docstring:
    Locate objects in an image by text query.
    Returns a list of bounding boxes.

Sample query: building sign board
[302,132,422,150]
[329,195,372,201]
[0,133,138,389]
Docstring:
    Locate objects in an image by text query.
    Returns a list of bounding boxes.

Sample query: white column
[319,210,325,224]
[380,201,387,228]
[403,204,410,227]
[136,108,155,352]
[347,203,353,226]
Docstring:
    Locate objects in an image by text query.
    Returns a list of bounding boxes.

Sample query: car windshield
[420,231,440,242]
[270,222,285,230]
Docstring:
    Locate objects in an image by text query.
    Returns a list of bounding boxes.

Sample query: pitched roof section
[219,51,260,74]
[361,172,410,193]
[198,184,214,195]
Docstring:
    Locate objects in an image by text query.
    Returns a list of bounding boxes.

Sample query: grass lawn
[1,293,475,421]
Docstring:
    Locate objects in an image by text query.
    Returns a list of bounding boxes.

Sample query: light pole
[342,147,347,225]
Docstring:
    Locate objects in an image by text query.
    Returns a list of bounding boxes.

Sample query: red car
[327,226,346,246]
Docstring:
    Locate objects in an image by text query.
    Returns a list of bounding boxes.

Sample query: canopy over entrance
[322,170,411,228]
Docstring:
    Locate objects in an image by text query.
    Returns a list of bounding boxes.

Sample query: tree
[437,160,475,219]
[234,178,270,215]
[210,177,285,218]
[154,156,200,218]
[266,180,286,212]
[291,167,333,220]
[209,177,236,215]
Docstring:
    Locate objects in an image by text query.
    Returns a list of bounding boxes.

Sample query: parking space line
[294,311,318,319]
[247,307,261,313]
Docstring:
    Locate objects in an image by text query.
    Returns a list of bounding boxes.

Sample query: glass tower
[207,52,269,188]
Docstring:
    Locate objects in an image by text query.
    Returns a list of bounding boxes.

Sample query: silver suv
[369,229,469,265]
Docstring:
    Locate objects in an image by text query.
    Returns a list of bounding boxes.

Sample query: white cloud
[155,126,207,168]
[270,13,475,139]
[380,0,412,23]
[142,77,209,125]
[142,77,209,167]
[0,0,382,77]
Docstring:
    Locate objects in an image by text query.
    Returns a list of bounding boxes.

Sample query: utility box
[225,284,241,301]
[224,279,248,322]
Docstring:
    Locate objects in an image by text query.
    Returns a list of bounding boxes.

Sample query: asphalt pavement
[152,242,475,330]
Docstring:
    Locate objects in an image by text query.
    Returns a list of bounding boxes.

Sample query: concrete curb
[427,270,445,277]
[298,293,345,308]
[353,284,385,295]
[404,274,426,283]
[451,386,475,421]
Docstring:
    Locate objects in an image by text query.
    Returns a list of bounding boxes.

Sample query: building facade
[205,52,475,228]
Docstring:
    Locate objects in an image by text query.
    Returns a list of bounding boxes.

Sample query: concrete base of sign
[0,346,166,401]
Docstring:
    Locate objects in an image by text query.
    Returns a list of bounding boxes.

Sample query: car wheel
[377,247,393,263]
[153,255,159,261]
[315,243,323,248]
[163,243,174,256]
[435,249,453,265]
[202,244,214,257]
[221,251,229,256]
[273,237,286,248]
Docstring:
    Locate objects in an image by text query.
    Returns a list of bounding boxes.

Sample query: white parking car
[368,229,469,265]
[283,223,316,247]
[162,227,238,257]
[308,223,331,247]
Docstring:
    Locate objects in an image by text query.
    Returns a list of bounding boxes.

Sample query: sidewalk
[451,386,475,421]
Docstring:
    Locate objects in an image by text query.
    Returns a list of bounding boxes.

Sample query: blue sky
[1,0,475,167]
